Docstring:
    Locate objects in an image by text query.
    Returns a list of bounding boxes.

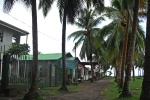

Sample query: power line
[0,8,61,43]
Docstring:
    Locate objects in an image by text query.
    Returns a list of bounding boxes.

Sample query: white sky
[0,0,146,75]
[0,0,146,61]
[0,0,112,61]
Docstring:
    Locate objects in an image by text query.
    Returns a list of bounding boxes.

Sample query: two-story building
[0,20,29,79]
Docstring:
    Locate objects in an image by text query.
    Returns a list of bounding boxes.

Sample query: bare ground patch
[43,77,111,100]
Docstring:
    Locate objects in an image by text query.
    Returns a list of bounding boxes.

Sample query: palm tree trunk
[117,60,122,85]
[59,7,68,91]
[114,67,116,78]
[24,0,39,99]
[140,0,150,99]
[132,66,135,81]
[115,66,118,82]
[90,54,94,82]
[120,0,140,98]
[120,10,130,88]
[89,34,94,82]
[75,43,78,85]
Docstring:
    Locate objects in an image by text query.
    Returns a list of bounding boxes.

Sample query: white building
[0,20,29,78]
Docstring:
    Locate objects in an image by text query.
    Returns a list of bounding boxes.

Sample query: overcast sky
[0,0,112,60]
[0,0,146,61]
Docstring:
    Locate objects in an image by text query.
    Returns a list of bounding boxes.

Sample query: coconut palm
[140,0,150,99]
[120,0,140,97]
[93,35,110,78]
[96,1,126,84]
[67,8,105,81]
[39,0,104,90]
[94,0,145,90]
[3,0,39,99]
[57,0,83,91]
[39,0,84,91]
[120,0,146,97]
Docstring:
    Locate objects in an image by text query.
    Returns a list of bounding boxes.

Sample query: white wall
[0,30,13,51]
[0,30,14,61]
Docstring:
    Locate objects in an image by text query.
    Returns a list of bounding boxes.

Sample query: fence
[0,45,49,89]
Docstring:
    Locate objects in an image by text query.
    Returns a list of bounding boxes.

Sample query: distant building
[19,52,80,86]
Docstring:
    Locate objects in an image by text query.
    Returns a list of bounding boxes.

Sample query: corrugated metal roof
[19,52,71,60]
[66,57,75,60]
[38,53,62,60]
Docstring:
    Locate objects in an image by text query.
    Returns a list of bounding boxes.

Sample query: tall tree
[39,0,84,91]
[120,0,140,97]
[97,0,127,84]
[120,0,130,88]
[68,8,105,82]
[39,0,104,91]
[3,0,39,99]
[140,0,150,99]
[58,0,84,91]
[97,0,145,89]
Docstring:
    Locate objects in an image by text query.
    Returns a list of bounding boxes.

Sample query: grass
[101,77,143,100]
[17,85,82,100]
[39,85,82,96]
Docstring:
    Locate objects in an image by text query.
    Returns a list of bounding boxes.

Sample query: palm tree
[39,0,104,91]
[96,0,145,88]
[120,0,140,97]
[58,0,85,91]
[39,0,84,91]
[67,8,105,82]
[3,0,39,99]
[97,0,126,84]
[140,0,150,99]
[93,34,110,78]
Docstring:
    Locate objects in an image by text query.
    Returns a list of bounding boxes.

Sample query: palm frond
[111,0,123,12]
[74,19,86,29]
[38,0,54,17]
[3,0,30,12]
[67,30,85,41]
[97,21,115,38]
[57,0,84,24]
[92,16,105,27]
[136,25,145,51]
[80,41,87,60]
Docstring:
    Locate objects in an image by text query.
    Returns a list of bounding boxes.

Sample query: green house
[19,52,79,86]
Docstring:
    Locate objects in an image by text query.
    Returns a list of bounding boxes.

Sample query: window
[0,29,3,42]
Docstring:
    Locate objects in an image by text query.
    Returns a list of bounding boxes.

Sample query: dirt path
[0,77,111,100]
[43,77,111,100]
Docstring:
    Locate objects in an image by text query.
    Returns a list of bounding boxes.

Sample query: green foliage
[102,77,143,100]
[67,8,104,60]
[4,43,30,56]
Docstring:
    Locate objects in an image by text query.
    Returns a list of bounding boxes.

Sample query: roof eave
[0,20,29,36]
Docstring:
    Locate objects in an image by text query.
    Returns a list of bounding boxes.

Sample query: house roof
[0,20,29,36]
[38,53,64,60]
[66,57,75,60]
[20,52,72,60]
[66,57,80,62]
